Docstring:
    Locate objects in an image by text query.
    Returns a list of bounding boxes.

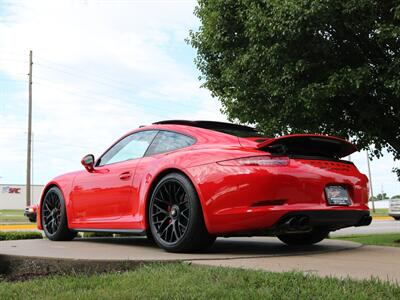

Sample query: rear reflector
[217,155,289,167]
[251,199,287,207]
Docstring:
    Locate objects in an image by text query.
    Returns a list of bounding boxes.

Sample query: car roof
[152,120,262,137]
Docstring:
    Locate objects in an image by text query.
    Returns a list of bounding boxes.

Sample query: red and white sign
[1,186,21,194]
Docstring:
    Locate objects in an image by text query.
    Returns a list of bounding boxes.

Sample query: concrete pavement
[1,236,400,283]
[0,237,358,261]
[192,244,400,283]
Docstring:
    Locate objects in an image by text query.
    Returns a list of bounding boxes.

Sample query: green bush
[0,231,43,241]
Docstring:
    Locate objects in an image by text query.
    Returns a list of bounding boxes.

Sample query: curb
[0,224,37,230]
[372,216,394,221]
[0,254,168,281]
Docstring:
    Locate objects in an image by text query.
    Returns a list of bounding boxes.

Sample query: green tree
[189,0,400,177]
[375,193,389,200]
[392,194,400,199]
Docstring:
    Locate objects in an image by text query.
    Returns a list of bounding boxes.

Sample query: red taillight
[217,155,289,167]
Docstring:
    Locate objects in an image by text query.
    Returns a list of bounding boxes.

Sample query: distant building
[0,184,44,209]
[368,200,390,209]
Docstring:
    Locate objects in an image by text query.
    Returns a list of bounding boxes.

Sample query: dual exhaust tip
[356,215,372,227]
[281,216,312,233]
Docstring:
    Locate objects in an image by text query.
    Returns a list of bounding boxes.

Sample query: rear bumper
[219,210,371,237]
[210,207,372,236]
[273,210,371,233]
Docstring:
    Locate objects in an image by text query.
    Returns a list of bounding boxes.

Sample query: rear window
[146,131,196,156]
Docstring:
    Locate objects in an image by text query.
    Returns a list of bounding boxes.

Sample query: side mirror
[81,154,95,172]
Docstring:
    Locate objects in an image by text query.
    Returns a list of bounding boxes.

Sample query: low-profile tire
[41,187,76,241]
[148,173,215,253]
[277,228,329,246]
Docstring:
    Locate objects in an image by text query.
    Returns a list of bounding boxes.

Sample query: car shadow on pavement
[71,236,351,256]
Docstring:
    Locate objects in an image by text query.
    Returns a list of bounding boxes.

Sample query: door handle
[119,171,132,180]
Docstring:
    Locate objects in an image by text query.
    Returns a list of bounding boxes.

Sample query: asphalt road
[332,219,400,236]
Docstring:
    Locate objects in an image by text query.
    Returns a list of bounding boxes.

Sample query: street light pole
[26,50,33,207]
[366,149,375,213]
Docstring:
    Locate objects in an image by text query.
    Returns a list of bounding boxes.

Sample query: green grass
[0,231,42,240]
[370,208,389,217]
[335,233,400,247]
[0,210,29,224]
[0,263,399,299]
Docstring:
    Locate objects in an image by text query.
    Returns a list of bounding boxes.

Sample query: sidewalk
[192,244,400,283]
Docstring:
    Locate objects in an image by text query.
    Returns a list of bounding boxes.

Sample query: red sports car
[38,120,371,252]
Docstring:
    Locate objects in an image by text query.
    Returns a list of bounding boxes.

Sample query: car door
[70,130,158,227]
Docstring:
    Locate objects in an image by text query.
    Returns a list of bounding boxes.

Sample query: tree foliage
[374,193,390,200]
[189,0,400,176]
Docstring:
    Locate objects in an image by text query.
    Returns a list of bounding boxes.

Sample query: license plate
[325,186,351,206]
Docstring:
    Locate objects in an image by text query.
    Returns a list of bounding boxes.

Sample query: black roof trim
[153,120,258,133]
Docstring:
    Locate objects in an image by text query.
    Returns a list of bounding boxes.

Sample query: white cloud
[0,0,226,185]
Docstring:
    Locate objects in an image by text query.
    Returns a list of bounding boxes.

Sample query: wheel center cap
[170,205,179,219]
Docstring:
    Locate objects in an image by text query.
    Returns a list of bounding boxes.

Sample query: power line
[33,80,200,118]
[2,56,216,115]
[35,57,138,89]
[34,58,213,113]
[34,61,138,92]
[0,136,91,151]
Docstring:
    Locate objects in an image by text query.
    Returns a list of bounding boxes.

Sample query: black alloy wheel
[148,173,215,252]
[41,187,76,241]
[151,179,190,244]
[42,190,62,235]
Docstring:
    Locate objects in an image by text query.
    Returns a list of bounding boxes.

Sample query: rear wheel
[148,173,215,252]
[394,217,400,221]
[277,228,329,246]
[41,187,76,241]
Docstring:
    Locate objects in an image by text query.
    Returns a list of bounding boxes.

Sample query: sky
[0,0,399,197]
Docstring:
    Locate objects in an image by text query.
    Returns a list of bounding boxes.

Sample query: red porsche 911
[37,120,371,252]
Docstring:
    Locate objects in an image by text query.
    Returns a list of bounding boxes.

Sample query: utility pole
[366,149,375,213]
[26,50,33,207]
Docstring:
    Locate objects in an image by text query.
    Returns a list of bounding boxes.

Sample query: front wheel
[277,228,329,246]
[394,216,400,221]
[148,173,215,252]
[41,187,76,241]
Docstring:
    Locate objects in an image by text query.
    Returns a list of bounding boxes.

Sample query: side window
[98,130,157,166]
[146,131,196,156]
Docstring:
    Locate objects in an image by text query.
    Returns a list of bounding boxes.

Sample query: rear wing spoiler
[256,134,357,158]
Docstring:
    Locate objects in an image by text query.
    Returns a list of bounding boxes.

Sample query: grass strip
[0,263,399,300]
[0,210,30,224]
[335,233,400,247]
